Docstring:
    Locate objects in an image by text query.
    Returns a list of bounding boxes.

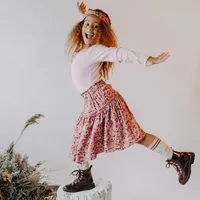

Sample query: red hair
[66,9,118,80]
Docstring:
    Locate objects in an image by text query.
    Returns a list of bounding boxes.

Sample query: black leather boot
[63,165,95,193]
[166,150,195,185]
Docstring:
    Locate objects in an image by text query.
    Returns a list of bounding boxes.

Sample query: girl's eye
[94,25,99,29]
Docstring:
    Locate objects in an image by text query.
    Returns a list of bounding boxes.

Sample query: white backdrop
[0,0,199,199]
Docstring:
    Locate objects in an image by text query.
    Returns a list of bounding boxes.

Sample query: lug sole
[181,152,195,185]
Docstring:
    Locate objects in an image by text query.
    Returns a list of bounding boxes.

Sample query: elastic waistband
[81,80,106,97]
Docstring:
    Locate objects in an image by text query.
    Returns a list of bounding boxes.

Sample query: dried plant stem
[14,114,45,146]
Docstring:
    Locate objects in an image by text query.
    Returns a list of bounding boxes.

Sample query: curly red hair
[66,9,118,80]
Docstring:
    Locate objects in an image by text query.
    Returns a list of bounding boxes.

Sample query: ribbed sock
[148,137,173,159]
[79,161,90,170]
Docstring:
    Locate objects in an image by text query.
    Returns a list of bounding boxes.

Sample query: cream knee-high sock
[79,161,90,170]
[148,137,173,159]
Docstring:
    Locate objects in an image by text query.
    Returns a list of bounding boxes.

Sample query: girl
[63,2,195,193]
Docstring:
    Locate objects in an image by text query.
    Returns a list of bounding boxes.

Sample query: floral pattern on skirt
[70,80,146,164]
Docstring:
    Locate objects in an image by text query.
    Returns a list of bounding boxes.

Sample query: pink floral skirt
[70,80,146,164]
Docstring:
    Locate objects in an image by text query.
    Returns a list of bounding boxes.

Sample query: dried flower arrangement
[0,114,59,200]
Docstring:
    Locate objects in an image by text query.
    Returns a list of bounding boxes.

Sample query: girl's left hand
[146,52,170,66]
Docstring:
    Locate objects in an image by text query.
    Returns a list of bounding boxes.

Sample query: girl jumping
[63,2,195,193]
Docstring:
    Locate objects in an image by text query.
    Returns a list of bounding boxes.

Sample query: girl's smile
[82,15,101,48]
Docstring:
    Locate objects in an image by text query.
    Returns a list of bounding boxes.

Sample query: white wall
[0,0,199,199]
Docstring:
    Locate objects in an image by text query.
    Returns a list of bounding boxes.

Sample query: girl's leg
[137,133,195,185]
[63,161,95,193]
[79,160,90,170]
[137,133,173,159]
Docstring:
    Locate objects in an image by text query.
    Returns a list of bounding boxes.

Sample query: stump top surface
[57,178,112,199]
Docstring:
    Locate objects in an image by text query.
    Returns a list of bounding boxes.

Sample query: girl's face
[82,15,101,48]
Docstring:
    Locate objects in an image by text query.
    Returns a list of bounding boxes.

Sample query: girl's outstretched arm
[88,44,170,67]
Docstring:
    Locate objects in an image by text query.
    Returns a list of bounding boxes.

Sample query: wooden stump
[56,178,112,200]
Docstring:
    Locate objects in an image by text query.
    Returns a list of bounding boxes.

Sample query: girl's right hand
[77,1,87,14]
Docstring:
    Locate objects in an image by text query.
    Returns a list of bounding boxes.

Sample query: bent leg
[137,132,195,185]
[137,133,173,159]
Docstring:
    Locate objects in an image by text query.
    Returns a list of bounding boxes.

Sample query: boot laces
[69,169,85,185]
[166,160,182,176]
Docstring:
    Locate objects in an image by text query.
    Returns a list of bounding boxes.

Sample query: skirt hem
[70,133,146,164]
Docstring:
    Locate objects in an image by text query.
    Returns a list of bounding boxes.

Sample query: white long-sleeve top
[71,44,149,94]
